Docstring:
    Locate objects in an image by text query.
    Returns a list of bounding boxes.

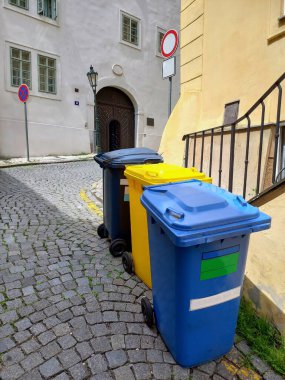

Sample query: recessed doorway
[97,87,135,152]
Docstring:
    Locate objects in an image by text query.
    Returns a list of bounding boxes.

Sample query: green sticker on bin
[200,252,239,280]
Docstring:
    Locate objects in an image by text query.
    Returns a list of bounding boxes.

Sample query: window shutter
[52,0,57,20]
[37,0,43,14]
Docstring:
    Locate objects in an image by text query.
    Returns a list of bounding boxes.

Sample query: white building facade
[0,0,180,157]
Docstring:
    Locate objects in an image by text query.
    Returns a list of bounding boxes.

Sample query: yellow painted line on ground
[80,189,103,218]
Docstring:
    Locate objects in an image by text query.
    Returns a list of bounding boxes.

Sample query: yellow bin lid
[124,163,212,185]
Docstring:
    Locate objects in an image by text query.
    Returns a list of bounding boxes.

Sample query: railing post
[192,133,197,167]
[256,102,265,194]
[218,126,224,187]
[272,84,282,183]
[243,115,251,199]
[228,124,236,192]
[200,131,205,172]
[209,128,214,177]
[184,135,190,168]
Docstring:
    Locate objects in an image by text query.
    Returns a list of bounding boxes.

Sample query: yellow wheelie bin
[123,163,212,288]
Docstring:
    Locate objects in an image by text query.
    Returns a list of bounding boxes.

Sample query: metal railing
[182,72,285,199]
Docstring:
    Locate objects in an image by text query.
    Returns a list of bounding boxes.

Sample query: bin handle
[146,171,159,177]
[165,207,184,220]
[236,195,247,207]
[143,158,162,164]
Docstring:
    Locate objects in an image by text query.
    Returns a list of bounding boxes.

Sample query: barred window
[37,0,57,20]
[122,13,139,46]
[10,47,31,88]
[9,0,28,10]
[38,55,56,94]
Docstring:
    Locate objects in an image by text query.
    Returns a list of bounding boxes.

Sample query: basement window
[223,101,240,125]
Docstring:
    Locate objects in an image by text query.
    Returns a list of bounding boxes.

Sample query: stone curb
[0,156,94,169]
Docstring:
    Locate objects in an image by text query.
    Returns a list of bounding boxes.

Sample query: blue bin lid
[94,148,163,168]
[141,180,271,246]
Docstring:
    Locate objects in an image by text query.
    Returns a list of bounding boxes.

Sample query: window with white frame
[121,12,140,46]
[37,0,57,20]
[9,0,28,9]
[10,47,31,88]
[38,55,56,94]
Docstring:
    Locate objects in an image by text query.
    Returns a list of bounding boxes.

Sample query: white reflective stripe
[189,286,241,311]
[120,179,128,185]
[124,186,129,195]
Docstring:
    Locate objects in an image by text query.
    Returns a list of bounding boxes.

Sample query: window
[9,0,28,9]
[121,12,139,46]
[10,47,31,88]
[158,31,165,54]
[37,0,57,20]
[38,55,56,94]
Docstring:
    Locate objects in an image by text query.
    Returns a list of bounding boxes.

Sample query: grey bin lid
[94,148,163,168]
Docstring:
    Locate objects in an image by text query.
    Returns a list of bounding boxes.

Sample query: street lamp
[87,65,101,153]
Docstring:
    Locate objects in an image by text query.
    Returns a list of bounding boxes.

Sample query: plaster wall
[244,189,285,335]
[0,0,180,157]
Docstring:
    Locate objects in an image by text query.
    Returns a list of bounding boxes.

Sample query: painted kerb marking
[80,189,103,217]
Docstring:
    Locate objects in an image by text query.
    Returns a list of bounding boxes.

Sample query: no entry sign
[18,84,29,103]
[161,29,179,58]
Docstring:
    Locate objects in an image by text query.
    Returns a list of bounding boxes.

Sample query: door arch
[97,87,135,152]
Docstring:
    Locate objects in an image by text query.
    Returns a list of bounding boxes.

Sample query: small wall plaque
[147,117,154,127]
[112,64,123,76]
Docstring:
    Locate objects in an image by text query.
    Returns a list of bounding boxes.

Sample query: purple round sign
[18,84,29,103]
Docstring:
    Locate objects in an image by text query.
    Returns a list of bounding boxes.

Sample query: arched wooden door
[97,87,135,152]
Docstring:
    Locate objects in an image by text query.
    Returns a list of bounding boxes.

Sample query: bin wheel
[141,297,154,328]
[109,239,127,257]
[122,252,133,274]
[97,223,108,239]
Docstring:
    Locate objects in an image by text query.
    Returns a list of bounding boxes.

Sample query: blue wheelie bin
[94,148,163,257]
[141,180,271,367]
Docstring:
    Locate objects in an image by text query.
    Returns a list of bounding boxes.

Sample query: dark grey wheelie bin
[94,148,163,257]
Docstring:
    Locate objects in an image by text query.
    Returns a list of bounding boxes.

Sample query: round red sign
[161,29,179,58]
[18,84,30,103]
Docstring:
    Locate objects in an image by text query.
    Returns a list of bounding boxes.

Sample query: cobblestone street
[0,162,281,380]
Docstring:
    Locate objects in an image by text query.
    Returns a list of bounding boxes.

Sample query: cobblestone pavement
[0,162,282,380]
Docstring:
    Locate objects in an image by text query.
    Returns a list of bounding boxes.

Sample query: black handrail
[182,72,285,199]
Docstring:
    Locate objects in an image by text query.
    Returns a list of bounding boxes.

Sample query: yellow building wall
[159,0,285,335]
[159,0,285,165]
[245,189,285,335]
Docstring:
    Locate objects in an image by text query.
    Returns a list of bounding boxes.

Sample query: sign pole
[161,29,179,118]
[24,102,30,162]
[18,84,30,161]
[168,76,172,117]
